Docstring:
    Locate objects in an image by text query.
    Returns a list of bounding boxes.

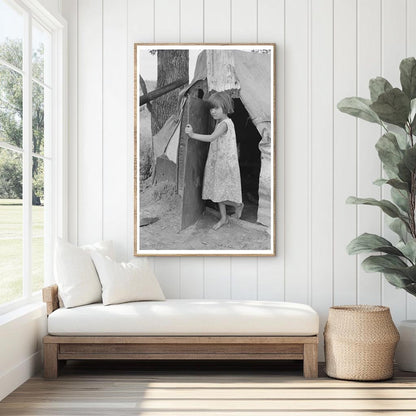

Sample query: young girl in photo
[185,91,243,230]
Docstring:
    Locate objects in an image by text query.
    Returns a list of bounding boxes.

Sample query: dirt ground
[139,180,271,251]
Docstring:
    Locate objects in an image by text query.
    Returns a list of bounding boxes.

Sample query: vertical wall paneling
[203,0,231,42]
[231,258,258,299]
[180,0,203,43]
[381,0,407,322]
[333,0,357,305]
[61,0,78,245]
[77,0,103,245]
[407,0,416,319]
[284,0,309,304]
[202,0,232,298]
[178,0,205,298]
[407,0,416,54]
[310,0,333,358]
[257,0,285,301]
[103,0,128,260]
[152,0,181,297]
[153,258,181,298]
[127,0,154,260]
[381,0,406,89]
[180,258,204,298]
[230,0,257,42]
[155,0,180,41]
[356,0,382,305]
[67,0,415,338]
[204,257,231,299]
[407,0,416,72]
[229,0,259,300]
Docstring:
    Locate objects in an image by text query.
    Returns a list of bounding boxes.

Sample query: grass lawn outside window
[0,198,44,305]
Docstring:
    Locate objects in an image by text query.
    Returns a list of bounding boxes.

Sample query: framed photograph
[134,44,275,256]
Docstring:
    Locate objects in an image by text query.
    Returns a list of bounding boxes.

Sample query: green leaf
[362,254,408,272]
[361,255,416,288]
[375,132,404,173]
[370,88,410,128]
[389,217,410,241]
[369,77,393,102]
[346,196,406,219]
[411,99,416,133]
[384,166,399,180]
[397,240,416,263]
[400,57,416,100]
[391,187,409,213]
[403,146,416,172]
[398,161,412,185]
[383,271,412,288]
[403,265,416,282]
[373,178,388,186]
[404,283,416,296]
[385,178,410,191]
[394,130,410,150]
[410,98,416,124]
[370,178,409,192]
[347,233,404,256]
[337,97,382,125]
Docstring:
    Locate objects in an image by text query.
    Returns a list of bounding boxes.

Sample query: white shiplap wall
[61,0,416,357]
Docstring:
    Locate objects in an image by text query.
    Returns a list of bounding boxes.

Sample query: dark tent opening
[230,98,262,223]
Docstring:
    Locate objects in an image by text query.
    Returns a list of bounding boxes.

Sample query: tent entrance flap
[179,96,211,230]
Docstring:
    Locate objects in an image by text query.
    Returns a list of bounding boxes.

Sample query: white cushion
[47,299,319,336]
[54,239,114,308]
[81,240,115,259]
[90,253,165,306]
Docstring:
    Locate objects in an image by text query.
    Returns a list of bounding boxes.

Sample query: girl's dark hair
[206,91,234,114]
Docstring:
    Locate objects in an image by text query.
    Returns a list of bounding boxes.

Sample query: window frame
[0,0,67,315]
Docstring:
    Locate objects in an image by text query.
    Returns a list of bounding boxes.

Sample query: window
[0,0,66,312]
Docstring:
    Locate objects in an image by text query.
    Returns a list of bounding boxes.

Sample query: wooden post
[303,343,318,379]
[139,78,188,106]
[43,343,59,379]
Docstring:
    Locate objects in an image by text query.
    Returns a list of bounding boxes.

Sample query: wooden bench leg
[303,343,318,379]
[44,343,59,379]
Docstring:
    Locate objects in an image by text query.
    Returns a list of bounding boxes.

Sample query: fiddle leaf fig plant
[338,57,416,297]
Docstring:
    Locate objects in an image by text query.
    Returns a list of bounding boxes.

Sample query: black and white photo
[134,44,275,256]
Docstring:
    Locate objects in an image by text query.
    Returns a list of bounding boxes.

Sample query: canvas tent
[152,49,273,230]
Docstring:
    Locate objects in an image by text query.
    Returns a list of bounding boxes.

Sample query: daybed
[42,285,320,379]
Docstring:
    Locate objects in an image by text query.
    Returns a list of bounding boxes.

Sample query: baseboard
[0,351,42,401]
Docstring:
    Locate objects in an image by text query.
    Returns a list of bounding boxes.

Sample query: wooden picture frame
[134,44,276,256]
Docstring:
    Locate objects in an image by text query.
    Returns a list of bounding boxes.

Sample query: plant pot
[324,305,400,381]
[395,320,416,372]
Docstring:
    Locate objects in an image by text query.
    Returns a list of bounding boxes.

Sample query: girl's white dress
[202,118,242,204]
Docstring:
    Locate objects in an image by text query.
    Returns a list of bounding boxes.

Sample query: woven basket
[324,305,399,381]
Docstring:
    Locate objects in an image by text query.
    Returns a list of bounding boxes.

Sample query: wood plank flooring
[1,360,416,415]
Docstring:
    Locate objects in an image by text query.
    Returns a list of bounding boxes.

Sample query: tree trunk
[32,157,41,206]
[151,50,189,137]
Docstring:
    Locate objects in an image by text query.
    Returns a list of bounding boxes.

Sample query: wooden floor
[1,360,416,415]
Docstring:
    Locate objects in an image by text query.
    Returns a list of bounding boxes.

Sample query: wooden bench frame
[43,285,319,379]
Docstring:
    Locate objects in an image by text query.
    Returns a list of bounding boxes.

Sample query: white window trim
[0,0,67,315]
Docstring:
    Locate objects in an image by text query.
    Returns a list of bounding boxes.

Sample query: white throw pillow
[81,240,115,259]
[90,252,165,306]
[54,239,114,308]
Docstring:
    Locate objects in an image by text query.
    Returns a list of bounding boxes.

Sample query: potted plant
[338,57,416,371]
